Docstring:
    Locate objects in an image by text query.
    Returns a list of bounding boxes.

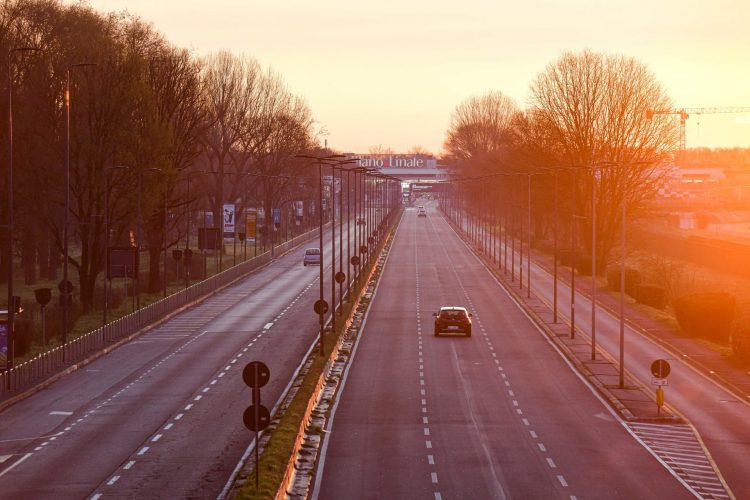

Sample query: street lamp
[296,153,346,356]
[62,61,96,351]
[5,46,42,370]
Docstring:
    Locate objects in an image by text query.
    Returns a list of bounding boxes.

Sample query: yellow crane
[646,107,750,154]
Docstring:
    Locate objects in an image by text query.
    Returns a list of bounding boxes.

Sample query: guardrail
[0,228,321,399]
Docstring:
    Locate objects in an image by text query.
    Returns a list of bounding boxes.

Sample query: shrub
[633,284,667,310]
[606,267,641,295]
[673,292,736,343]
[731,324,750,362]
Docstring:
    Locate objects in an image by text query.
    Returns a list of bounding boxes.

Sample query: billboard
[246,209,257,241]
[108,247,138,279]
[0,317,8,370]
[295,201,304,217]
[223,204,235,236]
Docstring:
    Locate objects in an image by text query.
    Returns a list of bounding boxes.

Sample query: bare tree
[529,49,679,271]
[443,91,519,175]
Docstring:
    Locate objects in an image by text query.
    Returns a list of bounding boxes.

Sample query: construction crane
[646,107,750,153]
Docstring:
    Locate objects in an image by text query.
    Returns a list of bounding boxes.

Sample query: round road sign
[243,404,271,432]
[243,361,270,388]
[350,255,360,266]
[58,279,74,293]
[314,299,329,315]
[335,271,346,284]
[650,359,671,378]
[367,236,375,244]
[359,245,368,254]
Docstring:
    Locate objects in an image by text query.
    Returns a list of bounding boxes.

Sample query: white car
[303,248,321,266]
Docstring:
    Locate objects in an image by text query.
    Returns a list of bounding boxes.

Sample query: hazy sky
[84,0,750,154]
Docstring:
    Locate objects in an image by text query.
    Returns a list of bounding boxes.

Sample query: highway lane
[314,205,691,499]
[0,225,354,499]
[476,207,750,497]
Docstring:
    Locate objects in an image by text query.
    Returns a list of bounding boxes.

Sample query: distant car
[433,307,472,337]
[303,248,321,266]
[356,217,365,226]
[417,208,427,217]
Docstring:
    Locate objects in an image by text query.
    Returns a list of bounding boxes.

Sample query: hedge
[633,284,667,310]
[673,292,736,343]
[606,267,641,295]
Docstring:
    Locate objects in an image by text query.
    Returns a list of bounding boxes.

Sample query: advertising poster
[272,208,281,230]
[0,318,8,370]
[246,209,257,242]
[295,201,304,217]
[223,204,236,237]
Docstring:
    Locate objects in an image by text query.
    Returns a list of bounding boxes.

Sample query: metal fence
[0,228,320,399]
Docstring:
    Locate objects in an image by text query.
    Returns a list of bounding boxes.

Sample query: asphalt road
[0,226,354,499]
[314,203,692,499]
[495,211,750,498]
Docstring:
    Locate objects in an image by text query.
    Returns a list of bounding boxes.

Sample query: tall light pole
[62,61,96,352]
[184,170,206,288]
[5,47,41,370]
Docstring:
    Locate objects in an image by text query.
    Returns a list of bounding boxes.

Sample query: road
[519,218,750,498]
[314,204,692,499]
[0,226,352,499]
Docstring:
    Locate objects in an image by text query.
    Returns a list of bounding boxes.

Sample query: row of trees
[443,50,680,271]
[0,0,319,313]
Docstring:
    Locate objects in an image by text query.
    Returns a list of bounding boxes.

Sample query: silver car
[303,248,321,266]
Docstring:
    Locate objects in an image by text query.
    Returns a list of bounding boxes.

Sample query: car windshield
[306,249,320,255]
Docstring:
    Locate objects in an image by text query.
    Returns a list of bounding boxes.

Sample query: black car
[433,306,472,337]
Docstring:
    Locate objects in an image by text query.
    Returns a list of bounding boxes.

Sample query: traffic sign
[651,377,668,386]
[243,361,270,388]
[314,299,329,315]
[350,255,360,266]
[243,404,271,432]
[335,271,346,284]
[359,244,368,254]
[58,279,74,293]
[650,359,671,378]
[367,236,375,244]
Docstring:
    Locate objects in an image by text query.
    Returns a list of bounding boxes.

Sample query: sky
[83,0,750,155]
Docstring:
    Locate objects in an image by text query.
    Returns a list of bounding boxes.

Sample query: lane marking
[558,475,568,487]
[264,322,274,330]
[546,458,557,468]
[0,453,32,478]
[152,434,162,442]
[427,455,435,465]
[426,441,432,449]
[124,461,135,470]
[185,404,193,410]
[431,472,438,484]
[48,411,73,416]
[137,446,149,456]
[538,443,546,452]
[107,475,120,486]
[175,413,184,420]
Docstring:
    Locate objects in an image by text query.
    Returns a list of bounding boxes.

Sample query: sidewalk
[454,222,750,421]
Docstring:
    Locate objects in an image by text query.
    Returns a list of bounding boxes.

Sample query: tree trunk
[148,245,161,293]
[22,224,37,285]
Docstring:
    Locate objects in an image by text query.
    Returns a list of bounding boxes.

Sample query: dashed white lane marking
[263,322,274,330]
[546,458,557,468]
[107,475,120,486]
[427,455,435,465]
[124,461,135,470]
[538,443,546,452]
[184,404,193,411]
[164,423,173,430]
[175,413,184,420]
[424,428,431,436]
[91,494,103,500]
[194,395,202,401]
[137,446,149,456]
[431,472,438,484]
[49,411,73,416]
[152,434,162,442]
[426,441,432,449]
[558,475,569,487]
[434,493,443,500]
